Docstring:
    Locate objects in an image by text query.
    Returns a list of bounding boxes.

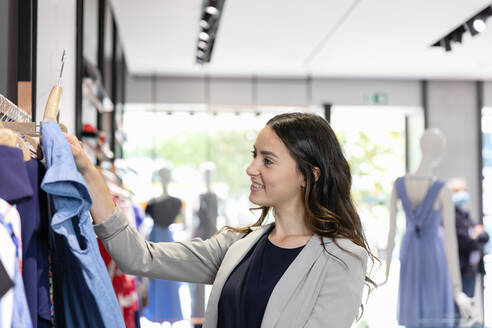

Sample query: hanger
[0,51,66,160]
[0,95,42,159]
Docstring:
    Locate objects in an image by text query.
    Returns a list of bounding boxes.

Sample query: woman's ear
[313,167,321,183]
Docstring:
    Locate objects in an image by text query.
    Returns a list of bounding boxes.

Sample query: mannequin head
[419,128,446,168]
[158,166,172,191]
[200,162,216,192]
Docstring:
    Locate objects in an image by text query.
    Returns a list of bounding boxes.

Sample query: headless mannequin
[191,163,218,328]
[384,129,472,316]
[144,166,184,322]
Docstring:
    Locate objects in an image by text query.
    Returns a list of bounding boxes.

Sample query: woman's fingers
[63,133,93,174]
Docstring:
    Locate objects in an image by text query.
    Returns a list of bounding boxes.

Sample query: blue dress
[144,197,183,323]
[40,122,125,328]
[395,177,454,327]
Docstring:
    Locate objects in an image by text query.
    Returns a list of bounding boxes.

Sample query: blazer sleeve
[94,206,243,284]
[304,243,368,328]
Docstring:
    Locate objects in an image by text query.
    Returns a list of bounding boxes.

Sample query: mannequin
[194,162,219,239]
[144,166,183,323]
[157,167,171,200]
[384,129,472,325]
[191,162,219,328]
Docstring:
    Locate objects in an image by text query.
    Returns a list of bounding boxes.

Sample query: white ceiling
[111,0,492,79]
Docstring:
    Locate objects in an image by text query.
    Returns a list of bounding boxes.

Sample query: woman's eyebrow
[260,150,279,159]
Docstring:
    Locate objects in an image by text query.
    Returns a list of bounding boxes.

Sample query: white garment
[0,221,16,328]
[0,199,23,262]
[0,198,24,328]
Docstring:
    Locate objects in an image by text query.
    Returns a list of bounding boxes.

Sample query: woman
[66,112,374,328]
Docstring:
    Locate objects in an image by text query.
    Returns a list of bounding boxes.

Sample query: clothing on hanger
[395,176,454,327]
[0,212,16,328]
[40,121,124,327]
[0,259,14,299]
[0,145,51,327]
[0,211,33,328]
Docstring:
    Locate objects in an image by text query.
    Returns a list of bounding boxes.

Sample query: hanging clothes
[40,121,125,328]
[0,210,33,328]
[0,145,51,328]
[0,259,14,299]
[395,177,454,327]
[144,197,183,323]
[98,239,139,328]
[0,211,16,328]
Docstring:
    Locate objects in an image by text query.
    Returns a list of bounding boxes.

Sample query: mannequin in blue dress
[144,166,183,323]
[384,129,473,327]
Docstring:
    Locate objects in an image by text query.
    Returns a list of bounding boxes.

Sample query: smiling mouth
[251,182,264,189]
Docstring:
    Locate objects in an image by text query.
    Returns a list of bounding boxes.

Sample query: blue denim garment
[40,121,124,328]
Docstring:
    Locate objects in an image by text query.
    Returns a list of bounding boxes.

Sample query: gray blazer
[94,207,368,328]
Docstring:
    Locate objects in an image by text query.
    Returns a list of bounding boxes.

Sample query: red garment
[98,239,139,328]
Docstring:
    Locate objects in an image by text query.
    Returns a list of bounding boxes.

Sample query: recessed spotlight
[473,18,487,32]
[206,6,218,15]
[200,19,210,29]
[198,41,208,49]
[199,32,210,41]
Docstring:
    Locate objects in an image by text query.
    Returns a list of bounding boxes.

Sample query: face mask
[453,190,469,207]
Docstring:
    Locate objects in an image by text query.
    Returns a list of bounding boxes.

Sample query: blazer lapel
[260,234,327,328]
[203,224,272,327]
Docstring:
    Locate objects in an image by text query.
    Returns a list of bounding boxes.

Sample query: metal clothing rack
[0,94,41,136]
[0,94,32,123]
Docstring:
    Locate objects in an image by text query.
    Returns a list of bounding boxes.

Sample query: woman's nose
[246,160,259,177]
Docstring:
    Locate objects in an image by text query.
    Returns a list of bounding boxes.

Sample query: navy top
[218,227,304,328]
[0,146,51,327]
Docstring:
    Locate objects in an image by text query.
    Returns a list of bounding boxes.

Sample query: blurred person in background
[449,177,489,299]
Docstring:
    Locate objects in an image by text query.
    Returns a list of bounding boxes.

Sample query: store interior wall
[427,81,480,222]
[124,74,483,221]
[125,75,421,107]
[36,0,77,133]
[0,0,9,96]
[0,0,17,102]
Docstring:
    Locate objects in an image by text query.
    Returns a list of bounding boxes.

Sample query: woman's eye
[264,158,273,166]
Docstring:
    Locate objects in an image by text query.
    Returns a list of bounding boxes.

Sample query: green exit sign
[364,92,388,105]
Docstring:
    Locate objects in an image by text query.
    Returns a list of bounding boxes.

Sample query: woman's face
[246,125,305,209]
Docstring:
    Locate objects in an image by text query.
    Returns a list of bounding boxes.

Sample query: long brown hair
[226,112,377,315]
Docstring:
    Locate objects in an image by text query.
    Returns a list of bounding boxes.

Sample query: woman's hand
[63,133,115,223]
[64,133,94,175]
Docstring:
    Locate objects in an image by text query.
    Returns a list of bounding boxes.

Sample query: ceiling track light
[473,18,487,33]
[195,0,225,64]
[205,5,219,16]
[432,4,492,52]
[199,32,210,41]
[198,40,208,49]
